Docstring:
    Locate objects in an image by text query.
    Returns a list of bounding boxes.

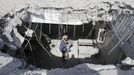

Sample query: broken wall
[100,6,134,64]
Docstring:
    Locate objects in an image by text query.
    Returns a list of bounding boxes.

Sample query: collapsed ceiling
[0,0,134,15]
[0,0,134,20]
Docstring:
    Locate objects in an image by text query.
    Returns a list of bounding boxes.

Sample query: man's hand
[64,41,68,44]
[69,45,73,48]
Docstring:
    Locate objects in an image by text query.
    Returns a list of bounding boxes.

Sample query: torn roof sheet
[26,9,90,25]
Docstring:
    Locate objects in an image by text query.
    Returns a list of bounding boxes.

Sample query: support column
[58,25,61,39]
[82,21,84,32]
[49,9,52,34]
[66,12,69,32]
[82,13,85,32]
[73,25,76,37]
[49,24,51,34]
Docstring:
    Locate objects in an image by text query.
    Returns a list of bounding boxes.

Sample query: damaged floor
[44,39,99,68]
[50,39,99,58]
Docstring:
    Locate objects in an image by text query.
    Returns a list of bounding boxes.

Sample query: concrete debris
[11,17,22,27]
[0,51,134,75]
[48,63,134,75]
[1,16,24,50]
[12,28,25,48]
[0,0,134,21]
[25,29,33,37]
[122,57,134,65]
[17,10,28,21]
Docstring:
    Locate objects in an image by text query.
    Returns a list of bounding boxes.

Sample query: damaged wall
[100,8,134,64]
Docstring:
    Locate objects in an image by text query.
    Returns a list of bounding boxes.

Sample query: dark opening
[20,22,95,40]
[14,21,104,69]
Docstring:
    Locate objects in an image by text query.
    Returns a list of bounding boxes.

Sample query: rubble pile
[0,0,134,71]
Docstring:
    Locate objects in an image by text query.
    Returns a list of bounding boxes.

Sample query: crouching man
[59,35,73,62]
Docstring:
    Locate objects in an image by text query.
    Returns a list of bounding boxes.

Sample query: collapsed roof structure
[0,0,134,68]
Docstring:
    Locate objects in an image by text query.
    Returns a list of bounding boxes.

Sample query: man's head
[62,35,68,41]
